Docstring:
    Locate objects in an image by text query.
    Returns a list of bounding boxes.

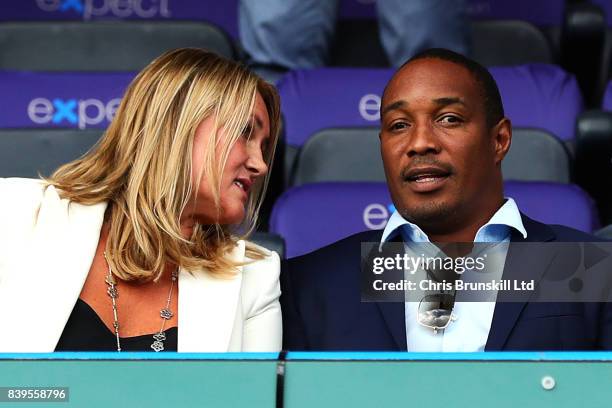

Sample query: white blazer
[0,178,282,352]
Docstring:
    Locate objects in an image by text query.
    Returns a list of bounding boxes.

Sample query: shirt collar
[380,197,527,244]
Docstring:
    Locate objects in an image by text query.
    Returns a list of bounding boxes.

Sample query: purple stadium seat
[270,181,598,258]
[0,0,239,38]
[603,81,612,110]
[591,0,612,27]
[466,0,564,26]
[338,0,565,26]
[278,64,582,148]
[0,71,135,129]
[339,0,377,19]
[504,181,599,232]
[278,68,391,147]
[270,183,392,258]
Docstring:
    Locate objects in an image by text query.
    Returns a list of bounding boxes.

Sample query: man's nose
[406,121,441,157]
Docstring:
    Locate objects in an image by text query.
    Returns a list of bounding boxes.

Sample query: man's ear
[492,117,512,165]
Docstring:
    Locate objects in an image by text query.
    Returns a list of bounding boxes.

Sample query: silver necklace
[103,252,178,352]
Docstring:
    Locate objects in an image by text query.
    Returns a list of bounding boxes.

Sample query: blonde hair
[47,48,281,281]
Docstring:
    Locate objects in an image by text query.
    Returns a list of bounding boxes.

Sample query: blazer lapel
[3,185,106,352]
[178,240,244,352]
[486,214,556,350]
[376,302,407,350]
[375,233,407,350]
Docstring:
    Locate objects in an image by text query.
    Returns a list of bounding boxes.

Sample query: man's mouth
[403,166,452,192]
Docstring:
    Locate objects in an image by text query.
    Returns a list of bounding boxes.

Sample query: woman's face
[188,92,271,225]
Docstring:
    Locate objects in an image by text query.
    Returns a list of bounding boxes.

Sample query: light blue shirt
[380,198,527,352]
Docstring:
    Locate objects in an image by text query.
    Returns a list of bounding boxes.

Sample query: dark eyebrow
[433,97,467,108]
[380,100,406,117]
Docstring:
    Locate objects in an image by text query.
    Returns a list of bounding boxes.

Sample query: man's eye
[439,115,462,124]
[390,121,409,131]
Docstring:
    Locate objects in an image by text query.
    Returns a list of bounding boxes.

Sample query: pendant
[151,332,166,352]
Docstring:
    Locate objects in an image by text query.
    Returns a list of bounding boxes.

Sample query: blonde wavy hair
[47,48,281,282]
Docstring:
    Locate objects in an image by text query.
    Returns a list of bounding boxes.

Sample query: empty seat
[0,0,239,39]
[338,0,565,31]
[466,0,564,26]
[470,20,553,66]
[0,129,103,177]
[270,181,598,258]
[270,183,392,257]
[0,21,236,71]
[0,71,134,129]
[504,181,599,232]
[591,0,612,27]
[292,127,571,185]
[575,104,612,225]
[330,20,554,67]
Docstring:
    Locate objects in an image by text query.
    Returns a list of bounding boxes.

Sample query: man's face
[380,58,509,234]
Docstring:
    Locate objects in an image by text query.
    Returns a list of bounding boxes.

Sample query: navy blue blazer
[280,214,612,351]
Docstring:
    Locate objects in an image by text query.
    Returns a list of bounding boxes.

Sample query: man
[280,48,612,351]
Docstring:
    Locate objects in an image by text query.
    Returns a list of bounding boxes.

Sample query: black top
[55,299,178,352]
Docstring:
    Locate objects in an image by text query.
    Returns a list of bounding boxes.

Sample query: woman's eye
[242,123,253,138]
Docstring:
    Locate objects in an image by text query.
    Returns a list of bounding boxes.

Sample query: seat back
[279,64,581,149]
[0,21,236,71]
[0,0,239,37]
[0,71,134,129]
[504,181,599,232]
[270,181,598,258]
[292,127,570,185]
[270,183,392,258]
[0,128,103,177]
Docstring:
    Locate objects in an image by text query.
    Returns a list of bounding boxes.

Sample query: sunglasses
[417,293,457,333]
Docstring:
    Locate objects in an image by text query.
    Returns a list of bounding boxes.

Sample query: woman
[0,48,282,352]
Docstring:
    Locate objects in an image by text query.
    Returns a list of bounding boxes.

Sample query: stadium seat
[339,0,565,26]
[0,0,240,39]
[0,21,236,71]
[595,224,612,240]
[270,181,598,258]
[0,129,103,178]
[465,0,565,26]
[279,64,581,148]
[470,20,553,66]
[279,64,581,184]
[0,71,134,129]
[575,106,612,225]
[329,19,554,68]
[291,127,571,185]
[270,183,392,258]
[333,0,558,67]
